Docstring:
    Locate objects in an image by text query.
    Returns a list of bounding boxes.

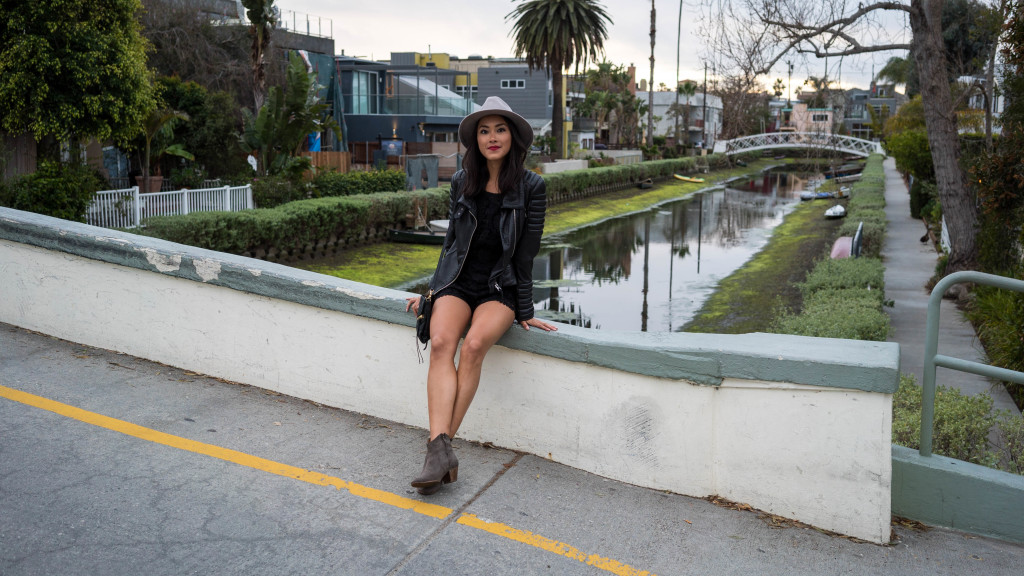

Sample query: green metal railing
[921,270,1024,456]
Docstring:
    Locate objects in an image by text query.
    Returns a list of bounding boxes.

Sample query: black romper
[434,191,517,313]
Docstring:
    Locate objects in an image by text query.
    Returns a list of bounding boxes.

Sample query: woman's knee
[459,335,490,363]
[429,330,461,357]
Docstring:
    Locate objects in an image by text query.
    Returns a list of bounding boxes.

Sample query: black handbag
[415,290,434,346]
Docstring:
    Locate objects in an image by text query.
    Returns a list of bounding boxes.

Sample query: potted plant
[138,107,194,193]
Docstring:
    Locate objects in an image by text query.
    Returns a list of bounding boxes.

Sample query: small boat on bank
[674,174,705,183]
[800,190,836,201]
[825,205,847,219]
[389,228,446,245]
[637,178,654,189]
[832,173,862,183]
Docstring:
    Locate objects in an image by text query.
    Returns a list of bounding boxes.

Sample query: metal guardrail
[87,185,253,229]
[921,271,1024,456]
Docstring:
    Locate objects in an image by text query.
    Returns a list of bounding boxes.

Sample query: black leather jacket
[428,169,546,322]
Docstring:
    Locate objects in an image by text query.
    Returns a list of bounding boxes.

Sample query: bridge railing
[714,132,883,157]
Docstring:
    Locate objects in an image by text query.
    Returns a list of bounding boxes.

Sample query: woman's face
[476,114,512,163]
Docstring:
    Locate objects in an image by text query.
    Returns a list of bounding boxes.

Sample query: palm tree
[507,0,611,159]
[241,0,277,111]
[675,80,697,146]
[875,56,910,88]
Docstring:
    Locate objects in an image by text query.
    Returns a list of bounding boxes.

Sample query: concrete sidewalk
[2,322,1023,575]
[880,156,1020,415]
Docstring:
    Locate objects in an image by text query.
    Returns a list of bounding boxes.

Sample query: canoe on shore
[673,174,706,183]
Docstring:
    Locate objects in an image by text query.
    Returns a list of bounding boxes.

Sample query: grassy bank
[683,198,846,334]
[298,159,783,287]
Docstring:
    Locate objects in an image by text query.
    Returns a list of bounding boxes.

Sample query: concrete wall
[540,159,588,174]
[0,207,900,543]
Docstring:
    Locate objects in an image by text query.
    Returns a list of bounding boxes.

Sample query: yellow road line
[0,384,656,576]
[0,384,450,519]
[458,514,654,576]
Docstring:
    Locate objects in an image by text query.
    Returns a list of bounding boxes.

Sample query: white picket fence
[86,185,254,229]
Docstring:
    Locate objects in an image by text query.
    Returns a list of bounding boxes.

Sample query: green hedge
[773,287,890,341]
[312,169,405,198]
[251,169,407,209]
[799,257,885,296]
[251,176,308,208]
[543,152,744,205]
[136,187,449,257]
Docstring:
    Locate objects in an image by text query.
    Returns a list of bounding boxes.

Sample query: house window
[812,113,829,122]
[501,79,526,89]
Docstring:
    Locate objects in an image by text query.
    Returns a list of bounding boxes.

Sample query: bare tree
[700,0,981,274]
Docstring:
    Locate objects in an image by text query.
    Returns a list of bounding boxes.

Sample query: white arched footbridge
[713,132,884,157]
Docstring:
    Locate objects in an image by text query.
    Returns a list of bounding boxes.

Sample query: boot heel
[446,467,458,483]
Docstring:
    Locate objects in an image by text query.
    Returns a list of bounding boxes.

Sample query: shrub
[966,285,1024,412]
[997,414,1024,474]
[312,169,405,198]
[909,179,936,220]
[773,289,890,341]
[2,161,106,222]
[251,176,307,208]
[799,257,885,295]
[891,375,1000,468]
[168,166,208,189]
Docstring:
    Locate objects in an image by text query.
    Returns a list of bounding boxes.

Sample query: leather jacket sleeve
[430,171,462,291]
[513,172,546,321]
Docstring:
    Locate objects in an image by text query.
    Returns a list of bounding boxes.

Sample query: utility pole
[674,0,682,147]
[787,60,794,129]
[702,62,707,148]
[787,60,793,106]
[647,0,656,147]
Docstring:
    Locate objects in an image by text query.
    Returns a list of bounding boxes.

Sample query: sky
[280,0,908,94]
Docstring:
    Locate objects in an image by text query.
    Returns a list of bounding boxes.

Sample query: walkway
[881,157,1020,414]
[2,321,1023,575]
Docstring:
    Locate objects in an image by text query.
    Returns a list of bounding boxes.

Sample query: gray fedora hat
[458,96,534,149]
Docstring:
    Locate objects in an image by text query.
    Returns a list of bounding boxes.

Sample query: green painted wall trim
[892,445,1024,543]
[0,207,899,393]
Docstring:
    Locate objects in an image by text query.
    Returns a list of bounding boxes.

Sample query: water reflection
[533,171,814,332]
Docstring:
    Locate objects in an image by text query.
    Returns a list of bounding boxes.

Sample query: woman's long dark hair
[461,115,529,197]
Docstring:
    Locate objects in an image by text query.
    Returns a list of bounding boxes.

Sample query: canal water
[532,170,818,332]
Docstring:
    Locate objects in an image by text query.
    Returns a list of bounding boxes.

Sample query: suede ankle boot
[411,433,458,493]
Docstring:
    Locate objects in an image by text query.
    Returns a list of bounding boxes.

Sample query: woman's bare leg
[449,301,515,437]
[426,295,472,440]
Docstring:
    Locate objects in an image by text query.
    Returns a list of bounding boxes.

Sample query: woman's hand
[520,317,558,332]
[405,296,420,315]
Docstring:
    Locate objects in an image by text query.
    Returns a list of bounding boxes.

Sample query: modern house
[783,101,835,134]
[335,52,475,144]
[635,90,723,149]
[841,83,907,140]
